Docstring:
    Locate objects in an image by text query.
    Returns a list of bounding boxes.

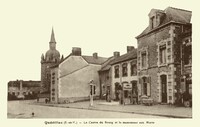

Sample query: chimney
[113,51,120,58]
[72,47,81,56]
[127,46,135,53]
[93,53,98,59]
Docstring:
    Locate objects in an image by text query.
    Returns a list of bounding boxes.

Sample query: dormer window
[148,9,164,30]
[151,16,155,29]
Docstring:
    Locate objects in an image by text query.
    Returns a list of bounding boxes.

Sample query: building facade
[40,28,62,96]
[51,47,108,103]
[136,7,192,104]
[98,52,121,101]
[110,46,138,104]
[50,65,59,103]
[8,80,41,100]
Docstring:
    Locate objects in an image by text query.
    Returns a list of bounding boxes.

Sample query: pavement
[8,100,167,118]
[31,100,192,118]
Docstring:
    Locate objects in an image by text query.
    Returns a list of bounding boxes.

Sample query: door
[161,75,167,103]
[132,81,138,104]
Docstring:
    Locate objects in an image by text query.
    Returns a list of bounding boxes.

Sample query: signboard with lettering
[123,83,132,90]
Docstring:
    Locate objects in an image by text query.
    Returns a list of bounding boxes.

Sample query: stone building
[135,7,192,104]
[109,46,137,104]
[98,52,119,101]
[49,64,59,103]
[40,28,63,97]
[50,47,108,103]
[8,80,41,100]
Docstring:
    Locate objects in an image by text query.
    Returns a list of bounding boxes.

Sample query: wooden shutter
[147,77,151,96]
[138,78,142,96]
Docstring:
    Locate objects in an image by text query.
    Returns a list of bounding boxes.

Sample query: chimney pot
[113,51,120,58]
[127,46,135,53]
[72,47,81,56]
[93,53,98,59]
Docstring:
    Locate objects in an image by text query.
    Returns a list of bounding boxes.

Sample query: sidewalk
[32,100,192,118]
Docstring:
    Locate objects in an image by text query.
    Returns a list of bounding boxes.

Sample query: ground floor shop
[111,80,138,105]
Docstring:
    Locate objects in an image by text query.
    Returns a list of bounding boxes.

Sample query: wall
[58,56,101,103]
[41,62,54,92]
[99,70,112,99]
[50,67,59,103]
[59,56,88,78]
[137,24,177,104]
[111,59,137,100]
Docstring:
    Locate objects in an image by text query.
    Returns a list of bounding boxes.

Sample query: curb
[29,103,192,118]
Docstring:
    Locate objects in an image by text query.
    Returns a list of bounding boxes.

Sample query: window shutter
[147,77,151,96]
[140,78,143,95]
[138,78,142,96]
[147,83,151,96]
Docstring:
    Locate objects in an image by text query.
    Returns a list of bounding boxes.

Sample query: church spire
[50,27,56,43]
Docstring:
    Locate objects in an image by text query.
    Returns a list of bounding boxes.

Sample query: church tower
[41,28,61,94]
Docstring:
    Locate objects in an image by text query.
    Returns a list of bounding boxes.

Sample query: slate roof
[99,56,115,71]
[82,55,108,65]
[110,49,137,65]
[50,53,72,68]
[136,7,192,38]
[8,80,41,87]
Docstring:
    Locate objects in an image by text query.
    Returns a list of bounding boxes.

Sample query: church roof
[44,28,60,62]
[45,49,60,58]
[136,7,192,38]
[50,28,56,42]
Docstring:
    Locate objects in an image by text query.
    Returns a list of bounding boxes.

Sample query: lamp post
[89,80,95,107]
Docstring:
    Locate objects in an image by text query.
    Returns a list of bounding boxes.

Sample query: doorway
[131,81,138,104]
[160,75,167,103]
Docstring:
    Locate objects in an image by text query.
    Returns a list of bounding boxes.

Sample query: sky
[1,0,200,125]
[0,0,196,82]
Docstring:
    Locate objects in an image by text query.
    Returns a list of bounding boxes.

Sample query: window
[184,39,192,65]
[114,65,119,78]
[142,77,147,96]
[141,52,147,68]
[131,62,137,76]
[122,63,128,77]
[151,16,155,29]
[159,45,166,64]
[114,83,121,101]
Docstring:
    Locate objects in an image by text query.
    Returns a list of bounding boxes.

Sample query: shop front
[121,81,138,105]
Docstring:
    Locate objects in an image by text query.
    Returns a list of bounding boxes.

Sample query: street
[7,100,167,118]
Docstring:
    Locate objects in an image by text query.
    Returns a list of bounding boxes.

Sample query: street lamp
[89,80,95,106]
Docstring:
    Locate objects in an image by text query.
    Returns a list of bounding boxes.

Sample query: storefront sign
[123,83,132,90]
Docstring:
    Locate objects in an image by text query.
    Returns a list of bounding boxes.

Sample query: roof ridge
[82,55,108,59]
[167,6,192,13]
[151,8,164,12]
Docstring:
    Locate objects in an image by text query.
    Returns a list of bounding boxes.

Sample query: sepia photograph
[1,0,199,127]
